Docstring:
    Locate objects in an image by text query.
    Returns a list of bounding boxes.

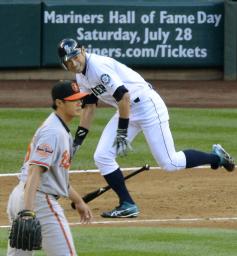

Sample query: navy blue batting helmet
[58,38,81,70]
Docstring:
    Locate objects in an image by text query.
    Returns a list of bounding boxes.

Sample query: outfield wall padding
[224,0,237,80]
[0,0,41,68]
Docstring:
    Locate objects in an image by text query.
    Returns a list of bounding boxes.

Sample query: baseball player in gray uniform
[58,38,235,218]
[7,80,92,256]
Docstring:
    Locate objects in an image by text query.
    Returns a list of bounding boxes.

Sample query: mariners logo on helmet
[64,44,74,55]
[58,38,81,70]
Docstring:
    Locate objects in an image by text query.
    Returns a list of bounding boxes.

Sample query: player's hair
[52,102,57,110]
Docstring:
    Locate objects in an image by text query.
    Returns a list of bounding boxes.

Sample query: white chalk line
[70,216,237,226]
[1,166,156,177]
[0,165,219,177]
[1,216,237,229]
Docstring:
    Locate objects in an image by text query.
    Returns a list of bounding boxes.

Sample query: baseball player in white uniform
[7,80,92,255]
[58,38,235,218]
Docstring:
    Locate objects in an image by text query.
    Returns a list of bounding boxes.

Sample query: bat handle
[71,164,150,210]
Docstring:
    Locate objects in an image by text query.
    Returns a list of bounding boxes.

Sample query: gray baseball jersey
[19,113,73,197]
[7,112,77,255]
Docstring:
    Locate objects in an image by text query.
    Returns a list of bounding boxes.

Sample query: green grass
[1,226,237,255]
[0,107,237,173]
[1,107,237,255]
[72,226,237,256]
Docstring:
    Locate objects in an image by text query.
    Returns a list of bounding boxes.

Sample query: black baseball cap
[51,80,88,101]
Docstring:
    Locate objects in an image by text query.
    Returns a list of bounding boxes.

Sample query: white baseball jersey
[75,52,186,176]
[76,53,154,108]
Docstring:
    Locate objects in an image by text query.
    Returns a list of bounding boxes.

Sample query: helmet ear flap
[58,45,68,70]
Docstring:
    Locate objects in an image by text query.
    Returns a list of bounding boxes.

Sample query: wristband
[74,126,89,146]
[118,118,129,130]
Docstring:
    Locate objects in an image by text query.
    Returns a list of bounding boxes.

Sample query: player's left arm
[113,86,132,156]
[116,89,130,119]
[68,185,93,223]
[96,67,132,155]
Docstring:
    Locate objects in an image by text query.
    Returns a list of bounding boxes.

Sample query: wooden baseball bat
[71,164,150,209]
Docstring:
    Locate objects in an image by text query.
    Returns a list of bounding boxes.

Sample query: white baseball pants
[7,182,77,256]
[94,89,186,175]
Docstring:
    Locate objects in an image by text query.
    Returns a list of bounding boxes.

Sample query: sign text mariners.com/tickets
[44,9,223,60]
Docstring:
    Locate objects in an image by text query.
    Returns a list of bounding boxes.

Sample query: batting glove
[113,128,132,156]
[72,126,89,156]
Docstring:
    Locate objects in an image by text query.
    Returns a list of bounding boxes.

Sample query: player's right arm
[79,102,97,129]
[24,165,44,210]
[73,94,97,149]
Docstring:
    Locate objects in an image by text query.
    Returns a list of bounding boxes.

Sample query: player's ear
[55,99,64,108]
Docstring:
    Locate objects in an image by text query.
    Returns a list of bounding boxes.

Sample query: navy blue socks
[183,149,220,169]
[104,168,135,205]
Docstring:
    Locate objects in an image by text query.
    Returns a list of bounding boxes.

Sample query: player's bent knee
[158,151,186,172]
[94,152,104,168]
[159,161,182,172]
[93,152,111,171]
[94,152,119,175]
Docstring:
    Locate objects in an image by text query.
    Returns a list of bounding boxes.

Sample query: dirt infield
[0,79,237,229]
[0,79,237,108]
[1,169,237,229]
